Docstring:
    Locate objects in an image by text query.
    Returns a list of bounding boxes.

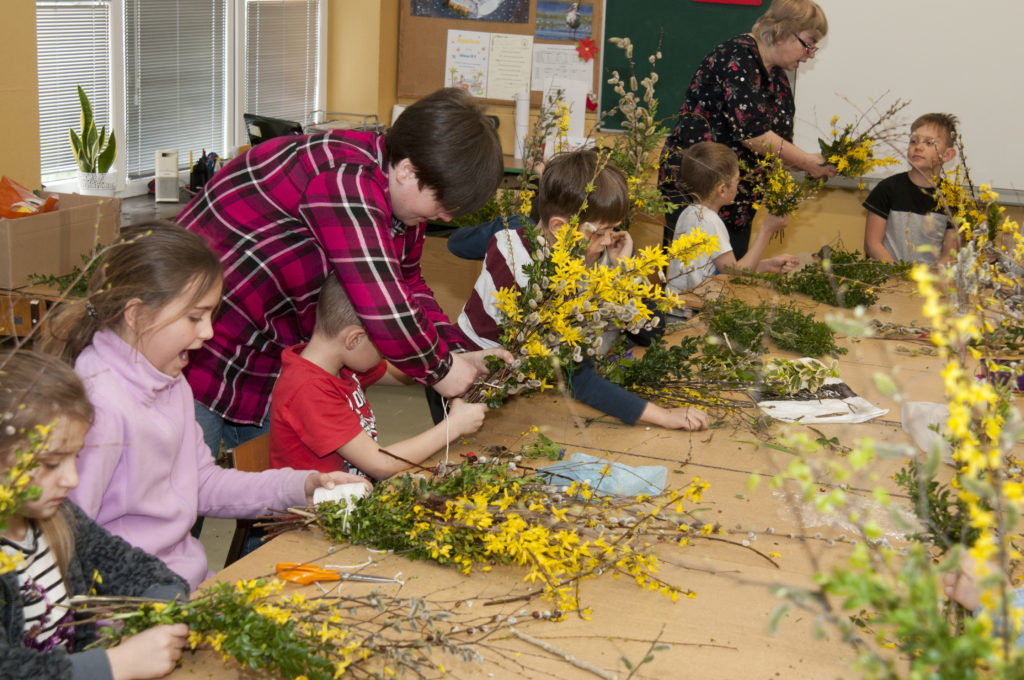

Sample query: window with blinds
[124,0,228,179]
[36,1,112,182]
[244,0,321,127]
[35,0,323,187]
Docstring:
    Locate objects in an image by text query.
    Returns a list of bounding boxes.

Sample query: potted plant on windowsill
[69,85,117,196]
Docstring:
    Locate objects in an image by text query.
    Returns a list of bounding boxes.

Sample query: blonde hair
[680,142,740,202]
[39,221,222,364]
[752,0,828,44]
[0,351,93,581]
[911,113,960,147]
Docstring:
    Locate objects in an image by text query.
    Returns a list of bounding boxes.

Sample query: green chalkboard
[600,0,766,131]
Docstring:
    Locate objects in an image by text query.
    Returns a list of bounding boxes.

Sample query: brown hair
[680,142,740,202]
[314,274,362,338]
[752,0,828,44]
[385,88,504,218]
[39,221,223,364]
[537,149,629,227]
[0,350,94,581]
[911,113,959,147]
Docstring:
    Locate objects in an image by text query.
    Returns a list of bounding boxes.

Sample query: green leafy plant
[730,247,911,308]
[705,298,847,358]
[69,85,116,174]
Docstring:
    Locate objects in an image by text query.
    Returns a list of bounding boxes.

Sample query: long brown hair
[39,221,223,364]
[0,350,94,580]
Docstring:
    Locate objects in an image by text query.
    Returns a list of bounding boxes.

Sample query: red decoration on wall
[576,36,597,62]
[694,0,762,5]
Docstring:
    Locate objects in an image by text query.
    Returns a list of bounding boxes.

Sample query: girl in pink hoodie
[41,222,367,590]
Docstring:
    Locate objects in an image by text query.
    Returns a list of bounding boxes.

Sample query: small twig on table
[509,627,618,680]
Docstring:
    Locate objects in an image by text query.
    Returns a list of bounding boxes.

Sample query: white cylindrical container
[513,91,530,160]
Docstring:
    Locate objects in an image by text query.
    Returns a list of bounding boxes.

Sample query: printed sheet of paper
[486,33,533,100]
[444,29,489,96]
[531,43,592,93]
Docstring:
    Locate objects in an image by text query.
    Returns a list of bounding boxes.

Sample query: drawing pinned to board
[411,0,530,23]
[535,1,593,41]
[445,30,489,96]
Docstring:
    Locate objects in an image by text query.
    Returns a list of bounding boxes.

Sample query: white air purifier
[154,150,179,203]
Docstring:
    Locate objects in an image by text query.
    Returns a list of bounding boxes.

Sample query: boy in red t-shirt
[270,275,501,479]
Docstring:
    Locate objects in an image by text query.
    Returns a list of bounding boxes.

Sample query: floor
[119,194,465,571]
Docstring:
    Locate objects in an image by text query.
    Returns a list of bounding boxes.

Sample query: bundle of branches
[259,439,775,618]
[730,247,911,308]
[75,579,545,680]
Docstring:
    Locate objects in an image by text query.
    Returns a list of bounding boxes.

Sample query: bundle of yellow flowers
[465,219,717,407]
[817,99,907,184]
[751,152,817,217]
[819,114,900,182]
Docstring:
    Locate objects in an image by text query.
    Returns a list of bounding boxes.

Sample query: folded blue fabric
[537,452,667,498]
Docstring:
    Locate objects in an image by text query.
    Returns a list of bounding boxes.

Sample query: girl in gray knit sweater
[0,351,190,680]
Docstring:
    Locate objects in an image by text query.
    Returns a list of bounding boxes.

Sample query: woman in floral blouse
[658,0,835,258]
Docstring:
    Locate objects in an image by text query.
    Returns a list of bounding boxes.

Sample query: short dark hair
[537,149,629,226]
[385,88,504,218]
[314,274,362,338]
[680,142,739,202]
[911,113,959,147]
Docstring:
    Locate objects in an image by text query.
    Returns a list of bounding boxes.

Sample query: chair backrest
[233,433,270,473]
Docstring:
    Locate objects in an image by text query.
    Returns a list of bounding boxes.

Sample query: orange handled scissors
[275,562,399,585]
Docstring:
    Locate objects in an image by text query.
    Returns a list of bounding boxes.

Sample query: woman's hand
[804,153,837,179]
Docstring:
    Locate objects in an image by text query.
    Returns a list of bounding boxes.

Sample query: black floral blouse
[658,34,795,257]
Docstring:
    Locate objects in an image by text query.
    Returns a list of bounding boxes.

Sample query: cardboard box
[0,193,120,290]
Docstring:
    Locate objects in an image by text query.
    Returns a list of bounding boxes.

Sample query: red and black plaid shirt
[177,131,464,425]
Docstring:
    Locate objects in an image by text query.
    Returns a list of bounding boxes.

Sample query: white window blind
[244,0,321,127]
[36,1,112,182]
[124,0,228,179]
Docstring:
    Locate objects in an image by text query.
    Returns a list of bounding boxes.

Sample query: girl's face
[19,417,88,521]
[127,277,223,377]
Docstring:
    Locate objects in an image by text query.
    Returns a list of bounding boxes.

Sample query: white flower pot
[76,171,116,197]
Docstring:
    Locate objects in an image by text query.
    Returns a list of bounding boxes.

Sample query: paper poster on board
[444,30,489,96]
[535,2,593,41]
[412,0,530,23]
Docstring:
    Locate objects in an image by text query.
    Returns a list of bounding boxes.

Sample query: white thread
[442,395,451,467]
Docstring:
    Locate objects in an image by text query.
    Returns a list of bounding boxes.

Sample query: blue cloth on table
[537,452,667,498]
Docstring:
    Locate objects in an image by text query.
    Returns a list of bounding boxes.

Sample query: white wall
[793,0,1024,199]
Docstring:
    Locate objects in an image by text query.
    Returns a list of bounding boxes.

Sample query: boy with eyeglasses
[455,149,710,431]
[863,113,959,265]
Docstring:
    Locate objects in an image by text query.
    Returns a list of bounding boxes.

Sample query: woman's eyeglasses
[793,33,819,55]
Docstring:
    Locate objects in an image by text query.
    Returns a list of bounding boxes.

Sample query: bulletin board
[398,0,604,107]
[600,0,764,130]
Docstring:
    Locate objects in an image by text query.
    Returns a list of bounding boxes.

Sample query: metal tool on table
[275,562,400,585]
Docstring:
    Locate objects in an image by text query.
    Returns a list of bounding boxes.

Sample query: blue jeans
[193,402,270,460]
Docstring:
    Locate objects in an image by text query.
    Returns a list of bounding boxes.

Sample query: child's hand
[304,471,372,503]
[446,398,487,438]
[760,254,800,273]
[460,348,513,377]
[943,555,983,612]
[606,230,634,263]
[641,404,710,431]
[107,623,189,680]
[762,213,790,234]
